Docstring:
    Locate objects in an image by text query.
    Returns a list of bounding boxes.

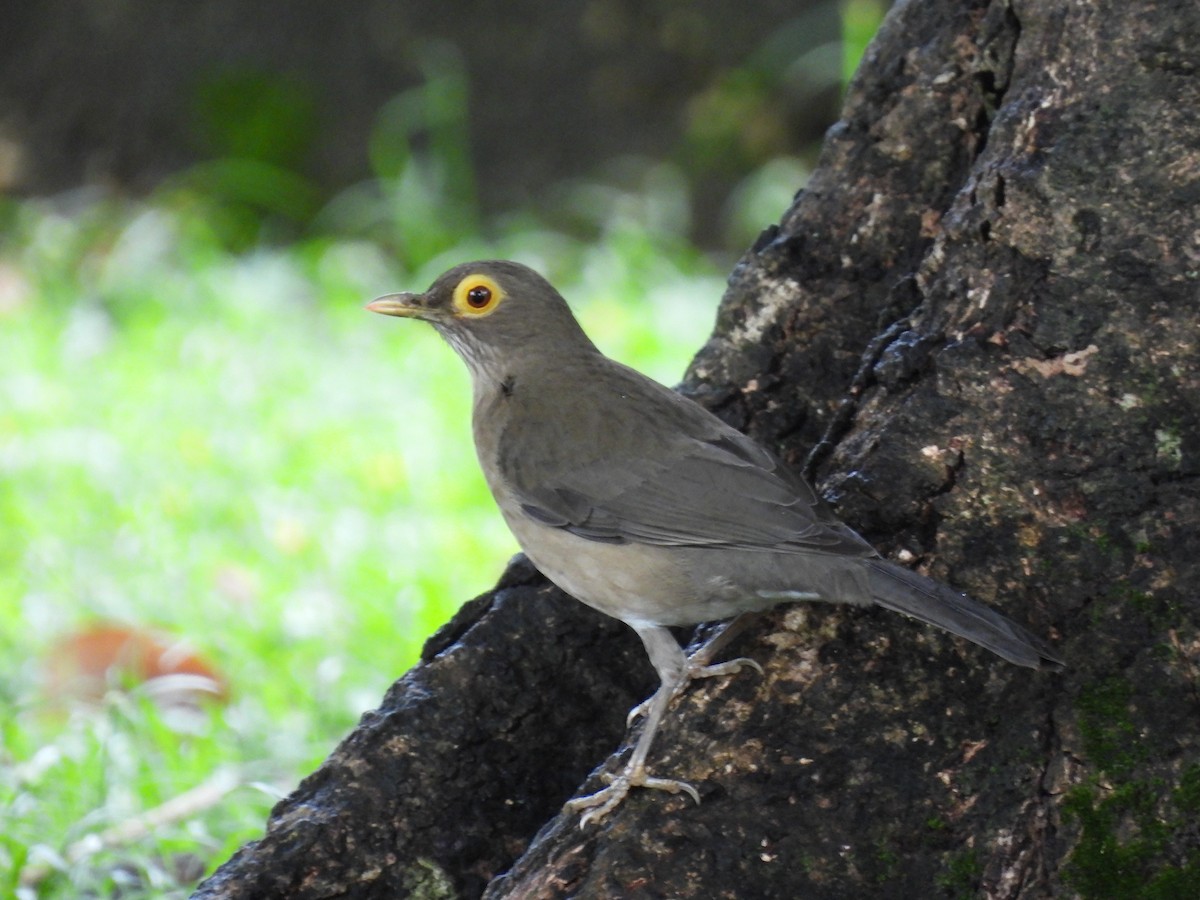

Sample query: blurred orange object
[45,623,229,708]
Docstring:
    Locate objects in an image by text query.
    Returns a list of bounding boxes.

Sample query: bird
[366,259,1064,826]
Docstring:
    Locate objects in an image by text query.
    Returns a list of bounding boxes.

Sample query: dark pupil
[467,286,491,308]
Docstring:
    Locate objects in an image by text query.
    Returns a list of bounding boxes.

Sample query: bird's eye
[466,285,492,308]
[453,275,504,317]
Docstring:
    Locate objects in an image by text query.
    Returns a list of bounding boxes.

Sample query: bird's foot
[564,762,700,827]
[626,654,763,726]
[571,620,764,826]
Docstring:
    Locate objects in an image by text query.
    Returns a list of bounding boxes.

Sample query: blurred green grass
[0,193,727,897]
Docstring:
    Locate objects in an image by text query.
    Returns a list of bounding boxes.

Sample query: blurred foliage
[168,69,323,250]
[145,0,886,261]
[841,0,889,87]
[0,180,725,898]
[0,5,886,896]
[681,5,842,178]
[332,42,479,266]
[192,69,318,169]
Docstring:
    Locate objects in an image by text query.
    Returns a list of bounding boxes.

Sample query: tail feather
[866,560,1064,669]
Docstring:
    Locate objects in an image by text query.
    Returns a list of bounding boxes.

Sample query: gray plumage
[368,259,1063,823]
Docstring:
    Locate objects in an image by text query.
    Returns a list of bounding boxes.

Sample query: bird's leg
[565,617,762,827]
[626,612,763,726]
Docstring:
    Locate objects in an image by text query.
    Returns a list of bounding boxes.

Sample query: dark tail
[866,560,1064,669]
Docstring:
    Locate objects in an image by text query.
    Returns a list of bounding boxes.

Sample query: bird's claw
[694,655,764,679]
[565,764,701,828]
[625,655,763,726]
[579,627,763,825]
[626,696,653,727]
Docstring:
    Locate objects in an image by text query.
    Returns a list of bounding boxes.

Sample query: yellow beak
[365,292,427,318]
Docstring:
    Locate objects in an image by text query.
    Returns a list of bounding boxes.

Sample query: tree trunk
[194,0,1200,896]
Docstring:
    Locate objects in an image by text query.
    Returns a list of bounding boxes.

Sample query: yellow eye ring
[452,275,504,317]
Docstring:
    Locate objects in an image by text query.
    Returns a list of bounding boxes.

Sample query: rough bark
[195,0,1200,896]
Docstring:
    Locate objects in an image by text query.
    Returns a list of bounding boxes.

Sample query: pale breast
[497,494,700,626]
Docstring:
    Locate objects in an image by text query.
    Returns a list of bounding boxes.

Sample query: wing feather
[498,368,874,558]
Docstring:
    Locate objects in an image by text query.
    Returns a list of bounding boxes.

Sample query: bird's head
[367,260,595,379]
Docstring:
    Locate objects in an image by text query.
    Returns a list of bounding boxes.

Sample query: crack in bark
[802,318,914,483]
